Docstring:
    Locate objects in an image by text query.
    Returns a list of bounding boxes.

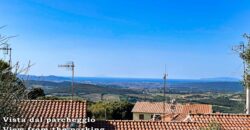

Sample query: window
[139,114,144,120]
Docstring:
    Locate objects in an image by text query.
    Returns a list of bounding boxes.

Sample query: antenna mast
[58,61,75,99]
[163,66,167,120]
[0,43,12,66]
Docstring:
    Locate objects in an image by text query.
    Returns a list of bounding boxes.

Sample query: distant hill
[19,75,241,83]
[26,80,141,95]
[168,81,243,93]
[21,75,243,93]
[19,75,71,82]
[200,77,240,82]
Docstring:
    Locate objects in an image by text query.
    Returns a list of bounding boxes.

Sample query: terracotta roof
[132,102,183,113]
[87,120,209,130]
[132,102,212,114]
[5,100,250,129]
[87,113,250,130]
[185,113,250,130]
[161,104,213,121]
[162,113,188,122]
[182,104,213,114]
[5,100,87,129]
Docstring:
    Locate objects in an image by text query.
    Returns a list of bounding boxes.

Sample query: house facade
[131,102,212,121]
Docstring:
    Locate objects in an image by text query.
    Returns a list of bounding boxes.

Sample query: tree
[89,101,134,120]
[28,87,45,99]
[240,34,250,69]
[109,101,134,120]
[237,33,250,114]
[0,30,28,128]
[0,60,27,128]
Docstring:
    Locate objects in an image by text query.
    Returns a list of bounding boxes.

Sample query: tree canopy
[89,101,134,120]
[240,34,250,73]
[28,87,45,99]
[0,59,26,127]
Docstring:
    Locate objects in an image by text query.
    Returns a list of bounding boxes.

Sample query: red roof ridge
[132,101,212,115]
[11,99,87,129]
[21,99,87,102]
[96,120,208,124]
[189,113,250,116]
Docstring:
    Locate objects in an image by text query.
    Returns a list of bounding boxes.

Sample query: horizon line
[20,74,241,81]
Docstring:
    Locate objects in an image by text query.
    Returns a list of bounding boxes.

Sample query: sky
[0,0,250,79]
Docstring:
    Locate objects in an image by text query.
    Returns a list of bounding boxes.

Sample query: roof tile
[5,100,87,129]
[132,102,212,114]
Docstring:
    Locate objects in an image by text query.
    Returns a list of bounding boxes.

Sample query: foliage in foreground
[0,60,27,127]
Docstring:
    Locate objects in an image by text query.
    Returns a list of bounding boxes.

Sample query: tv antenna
[58,61,75,99]
[0,43,12,66]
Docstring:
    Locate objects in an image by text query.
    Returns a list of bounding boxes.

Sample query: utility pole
[163,66,167,120]
[58,62,75,100]
[0,43,12,66]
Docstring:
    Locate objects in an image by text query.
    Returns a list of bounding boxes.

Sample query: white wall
[133,112,153,120]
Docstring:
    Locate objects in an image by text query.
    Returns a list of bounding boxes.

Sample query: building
[5,100,250,130]
[131,102,212,121]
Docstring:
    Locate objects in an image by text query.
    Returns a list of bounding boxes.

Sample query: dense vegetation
[195,96,244,113]
[88,101,134,120]
[28,87,45,99]
[0,60,26,127]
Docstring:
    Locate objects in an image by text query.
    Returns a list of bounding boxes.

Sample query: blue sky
[0,0,250,79]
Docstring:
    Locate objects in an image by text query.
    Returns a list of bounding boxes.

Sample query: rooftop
[5,100,250,129]
[87,113,250,130]
[6,100,87,128]
[87,120,209,130]
[186,113,250,129]
[132,102,212,114]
